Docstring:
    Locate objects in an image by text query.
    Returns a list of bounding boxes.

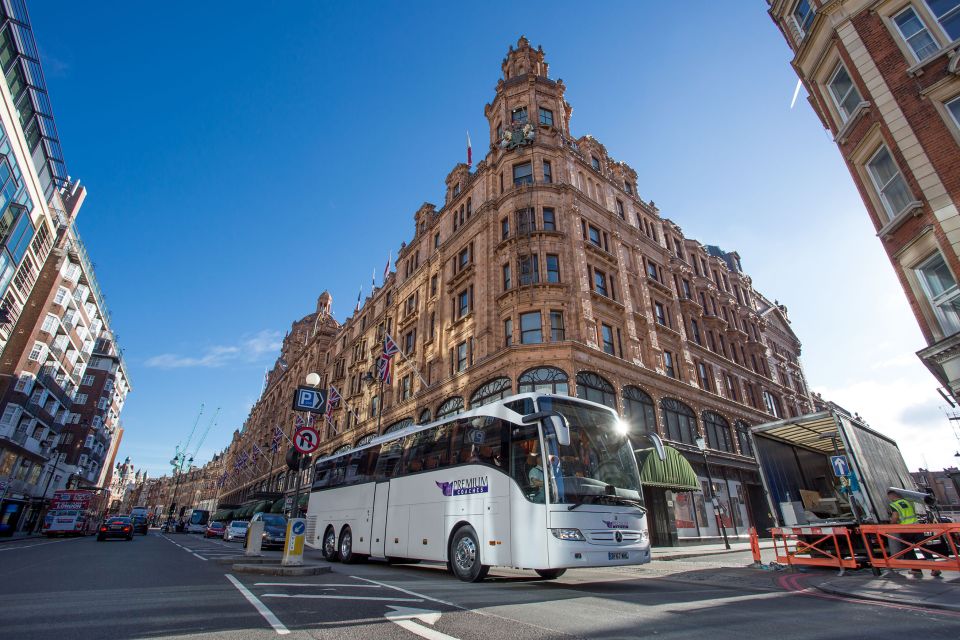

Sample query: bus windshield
[536,397,643,508]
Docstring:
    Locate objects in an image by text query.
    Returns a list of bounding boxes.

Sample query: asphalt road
[0,530,958,640]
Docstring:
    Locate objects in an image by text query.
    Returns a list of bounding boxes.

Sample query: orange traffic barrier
[749,527,761,564]
[859,523,960,573]
[771,525,859,573]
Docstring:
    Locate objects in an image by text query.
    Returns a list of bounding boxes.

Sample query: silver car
[223,520,248,542]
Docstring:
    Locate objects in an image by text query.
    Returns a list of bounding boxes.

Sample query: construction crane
[189,406,220,463]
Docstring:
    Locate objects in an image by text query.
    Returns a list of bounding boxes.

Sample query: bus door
[370,482,390,557]
[509,420,548,569]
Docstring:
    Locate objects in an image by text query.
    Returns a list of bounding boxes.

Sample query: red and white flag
[383,250,391,281]
[466,131,472,168]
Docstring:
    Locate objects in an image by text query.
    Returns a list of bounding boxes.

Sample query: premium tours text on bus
[307,393,654,582]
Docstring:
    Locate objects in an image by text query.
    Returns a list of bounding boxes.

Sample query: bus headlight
[639,529,649,542]
[551,528,585,541]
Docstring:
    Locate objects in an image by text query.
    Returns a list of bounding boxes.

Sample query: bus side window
[330,456,348,488]
[344,451,366,485]
[421,424,453,469]
[313,460,334,490]
[510,423,543,502]
[454,417,506,468]
[357,447,380,483]
[374,439,404,481]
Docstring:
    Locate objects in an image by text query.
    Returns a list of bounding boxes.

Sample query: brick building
[201,38,816,545]
[768,1,960,398]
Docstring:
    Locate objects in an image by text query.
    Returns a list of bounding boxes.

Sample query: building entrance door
[642,487,677,547]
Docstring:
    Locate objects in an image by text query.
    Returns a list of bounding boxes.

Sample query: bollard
[749,527,761,565]
[245,520,264,557]
[282,518,306,566]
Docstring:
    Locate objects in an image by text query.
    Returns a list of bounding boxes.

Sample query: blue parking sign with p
[292,386,327,413]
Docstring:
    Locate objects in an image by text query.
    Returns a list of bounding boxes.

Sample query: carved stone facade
[208,38,813,544]
[768,1,960,398]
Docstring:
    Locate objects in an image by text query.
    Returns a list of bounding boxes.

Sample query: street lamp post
[289,372,321,519]
[695,435,730,550]
[166,447,193,526]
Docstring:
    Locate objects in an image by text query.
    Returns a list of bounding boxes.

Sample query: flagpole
[376,376,384,434]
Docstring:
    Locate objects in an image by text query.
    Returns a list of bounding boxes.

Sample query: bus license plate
[608,552,629,560]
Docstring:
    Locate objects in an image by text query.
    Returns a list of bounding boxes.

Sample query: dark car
[97,516,134,541]
[131,515,149,535]
[204,521,226,538]
[245,513,287,549]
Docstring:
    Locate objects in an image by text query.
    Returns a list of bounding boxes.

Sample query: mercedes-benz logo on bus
[615,531,623,543]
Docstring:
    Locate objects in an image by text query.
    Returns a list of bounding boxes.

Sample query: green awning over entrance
[636,445,700,491]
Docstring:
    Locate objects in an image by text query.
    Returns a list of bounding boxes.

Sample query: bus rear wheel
[322,527,340,562]
[535,569,566,580]
[339,527,360,564]
[449,526,488,583]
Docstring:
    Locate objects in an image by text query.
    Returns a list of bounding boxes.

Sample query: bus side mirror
[522,411,571,447]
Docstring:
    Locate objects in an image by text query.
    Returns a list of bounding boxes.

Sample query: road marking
[192,553,208,561]
[351,576,462,609]
[226,574,290,635]
[254,582,382,588]
[384,608,458,640]
[262,593,424,602]
[0,537,82,552]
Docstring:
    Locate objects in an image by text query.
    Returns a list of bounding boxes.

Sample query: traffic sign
[830,455,849,477]
[292,386,327,414]
[293,426,320,454]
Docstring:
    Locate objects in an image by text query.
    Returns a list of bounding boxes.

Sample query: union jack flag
[294,415,305,430]
[271,425,283,452]
[382,333,400,358]
[325,385,341,422]
[216,471,228,488]
[251,444,263,463]
[237,451,249,469]
[377,353,393,384]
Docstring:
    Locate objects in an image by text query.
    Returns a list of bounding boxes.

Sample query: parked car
[245,513,287,549]
[97,516,134,541]
[131,515,149,535]
[223,520,248,542]
[204,521,226,538]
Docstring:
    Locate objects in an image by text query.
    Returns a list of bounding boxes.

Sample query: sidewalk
[652,540,772,561]
[0,531,40,544]
[815,572,960,612]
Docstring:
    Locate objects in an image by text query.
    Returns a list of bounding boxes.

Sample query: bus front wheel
[449,526,488,583]
[322,527,340,562]
[535,569,566,580]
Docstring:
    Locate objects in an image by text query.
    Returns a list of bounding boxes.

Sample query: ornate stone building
[213,38,814,545]
[768,1,960,399]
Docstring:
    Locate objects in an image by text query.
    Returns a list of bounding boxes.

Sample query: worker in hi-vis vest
[886,490,941,578]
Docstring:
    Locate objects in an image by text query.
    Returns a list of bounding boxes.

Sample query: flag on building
[277,357,288,371]
[251,444,263,463]
[371,268,376,289]
[355,285,362,312]
[325,385,341,420]
[377,353,393,384]
[467,130,472,168]
[271,425,283,452]
[382,333,400,358]
[294,415,305,430]
[383,251,391,281]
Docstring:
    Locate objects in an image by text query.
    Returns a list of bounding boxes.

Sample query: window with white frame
[75,393,87,405]
[792,0,816,37]
[866,145,914,220]
[28,342,46,362]
[893,6,940,61]
[927,0,960,41]
[53,287,69,306]
[827,64,863,121]
[916,252,960,335]
[81,374,94,386]
[0,404,20,427]
[947,95,960,128]
[14,374,33,393]
[40,314,57,334]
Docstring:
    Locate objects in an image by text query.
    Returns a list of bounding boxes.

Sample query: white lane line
[226,574,290,636]
[351,576,462,609]
[192,553,208,561]
[388,618,460,640]
[254,582,382,588]
[262,593,424,602]
[0,537,82,552]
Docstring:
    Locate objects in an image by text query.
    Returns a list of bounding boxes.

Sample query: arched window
[518,366,569,394]
[469,377,512,407]
[622,386,656,434]
[660,398,697,445]
[355,433,375,448]
[735,420,754,457]
[383,418,413,435]
[702,411,733,453]
[331,444,351,455]
[575,372,616,408]
[418,408,432,423]
[436,396,465,419]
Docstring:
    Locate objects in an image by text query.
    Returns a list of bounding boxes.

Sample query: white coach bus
[308,393,660,582]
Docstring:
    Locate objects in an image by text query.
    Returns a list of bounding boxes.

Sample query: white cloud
[145,330,282,369]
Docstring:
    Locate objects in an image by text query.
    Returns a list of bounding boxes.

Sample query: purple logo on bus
[436,476,489,497]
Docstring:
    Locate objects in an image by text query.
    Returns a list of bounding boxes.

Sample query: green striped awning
[635,445,700,491]
[270,499,285,513]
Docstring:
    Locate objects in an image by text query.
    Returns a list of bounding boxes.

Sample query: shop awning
[270,499,285,513]
[251,500,271,516]
[636,445,700,491]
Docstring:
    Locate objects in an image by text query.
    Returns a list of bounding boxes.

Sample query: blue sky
[26,1,958,476]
